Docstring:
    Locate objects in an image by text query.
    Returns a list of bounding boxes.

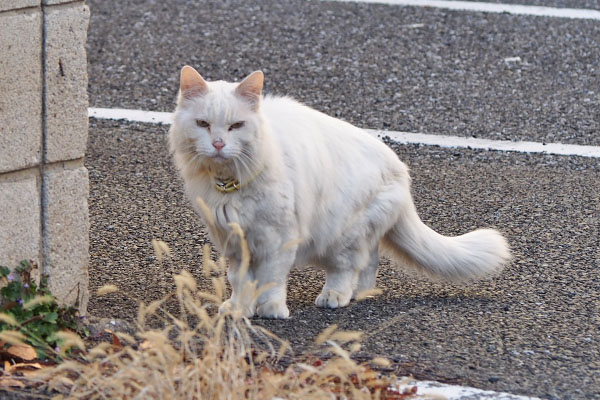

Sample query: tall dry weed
[12,220,412,399]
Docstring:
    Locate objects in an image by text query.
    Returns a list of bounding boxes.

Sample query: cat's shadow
[254,289,503,353]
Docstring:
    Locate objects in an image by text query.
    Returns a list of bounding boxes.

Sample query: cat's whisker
[235,157,252,189]
[232,158,244,188]
[188,151,202,168]
[239,149,261,177]
[236,151,260,186]
[240,152,257,172]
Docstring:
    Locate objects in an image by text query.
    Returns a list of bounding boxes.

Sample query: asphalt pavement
[85,1,600,398]
[87,0,600,145]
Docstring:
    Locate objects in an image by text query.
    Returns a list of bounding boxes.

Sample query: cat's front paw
[257,300,290,319]
[315,288,352,309]
[219,298,255,318]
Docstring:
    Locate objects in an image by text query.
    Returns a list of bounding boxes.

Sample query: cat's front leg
[218,298,255,318]
[219,261,257,318]
[219,253,293,319]
[253,257,294,319]
[256,284,289,319]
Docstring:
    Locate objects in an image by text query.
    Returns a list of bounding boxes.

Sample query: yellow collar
[214,177,241,193]
[214,168,263,194]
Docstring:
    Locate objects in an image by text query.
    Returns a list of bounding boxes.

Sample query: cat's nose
[212,139,226,150]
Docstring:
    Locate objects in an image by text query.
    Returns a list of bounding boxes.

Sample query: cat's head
[170,66,265,177]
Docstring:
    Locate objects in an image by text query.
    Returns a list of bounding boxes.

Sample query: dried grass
[7,225,412,399]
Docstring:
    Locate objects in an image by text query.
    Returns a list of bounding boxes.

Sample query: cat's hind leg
[316,243,371,309]
[316,182,405,309]
[352,245,379,299]
[315,267,357,308]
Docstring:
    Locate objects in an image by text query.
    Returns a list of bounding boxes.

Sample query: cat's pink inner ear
[235,71,264,105]
[180,65,208,98]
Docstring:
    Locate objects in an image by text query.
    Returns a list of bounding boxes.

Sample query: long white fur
[169,68,512,319]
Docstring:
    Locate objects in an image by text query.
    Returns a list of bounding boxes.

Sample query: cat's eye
[229,121,245,131]
[196,120,210,129]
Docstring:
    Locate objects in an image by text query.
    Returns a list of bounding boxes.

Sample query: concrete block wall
[0,0,90,311]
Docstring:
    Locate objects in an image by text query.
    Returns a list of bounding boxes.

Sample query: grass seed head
[115,332,136,345]
[329,330,363,344]
[55,331,86,353]
[174,270,197,292]
[196,197,215,228]
[96,284,119,296]
[227,222,250,275]
[201,244,216,277]
[315,324,338,345]
[350,342,362,353]
[22,295,55,309]
[370,357,391,367]
[144,298,165,316]
[0,330,27,346]
[354,288,383,301]
[0,312,19,326]
[151,239,172,262]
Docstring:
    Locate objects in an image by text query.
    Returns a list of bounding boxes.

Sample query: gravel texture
[87,118,599,399]
[86,0,600,145]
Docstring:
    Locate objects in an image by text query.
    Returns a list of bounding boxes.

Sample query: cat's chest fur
[184,169,296,258]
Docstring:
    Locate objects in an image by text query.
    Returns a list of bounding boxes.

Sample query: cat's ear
[235,71,263,108]
[180,65,208,99]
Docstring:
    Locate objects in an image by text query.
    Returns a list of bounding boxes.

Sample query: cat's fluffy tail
[382,202,511,281]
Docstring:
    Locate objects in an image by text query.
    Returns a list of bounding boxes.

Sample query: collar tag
[213,167,264,194]
[215,177,241,193]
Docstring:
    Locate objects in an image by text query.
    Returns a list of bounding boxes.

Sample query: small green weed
[0,260,86,360]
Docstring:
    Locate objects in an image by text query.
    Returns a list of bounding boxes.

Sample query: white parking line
[396,377,541,400]
[325,0,600,20]
[370,130,600,158]
[88,107,600,158]
[89,107,173,125]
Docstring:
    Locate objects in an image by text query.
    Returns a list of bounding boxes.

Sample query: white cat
[169,66,511,319]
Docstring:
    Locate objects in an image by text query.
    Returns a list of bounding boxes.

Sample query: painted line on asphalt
[325,0,600,20]
[88,107,600,158]
[396,377,540,399]
[89,107,173,125]
[369,130,600,158]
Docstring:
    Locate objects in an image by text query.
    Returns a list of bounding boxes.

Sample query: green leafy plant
[0,260,86,359]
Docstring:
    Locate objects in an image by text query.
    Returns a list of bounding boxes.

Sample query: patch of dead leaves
[0,340,44,389]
